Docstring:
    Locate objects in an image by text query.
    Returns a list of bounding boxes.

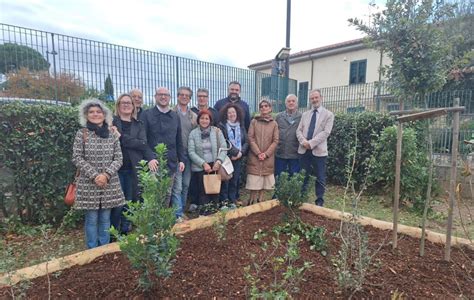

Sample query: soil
[1,206,473,299]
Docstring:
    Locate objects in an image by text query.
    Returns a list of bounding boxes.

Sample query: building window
[349,59,367,85]
[298,81,309,108]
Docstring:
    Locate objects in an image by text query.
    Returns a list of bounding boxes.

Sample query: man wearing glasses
[141,87,187,208]
[191,88,218,126]
[171,87,197,221]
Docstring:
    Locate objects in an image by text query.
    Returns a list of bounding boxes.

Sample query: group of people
[72,81,334,249]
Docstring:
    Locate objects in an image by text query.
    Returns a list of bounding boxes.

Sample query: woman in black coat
[110,93,148,234]
[217,103,249,207]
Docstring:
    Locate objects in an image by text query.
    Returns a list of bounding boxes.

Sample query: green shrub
[111,144,179,291]
[327,112,394,186]
[369,125,430,211]
[275,170,314,214]
[0,102,79,224]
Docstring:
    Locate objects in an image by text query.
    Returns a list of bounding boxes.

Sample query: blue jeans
[299,152,327,206]
[181,160,192,206]
[171,166,184,218]
[275,157,301,177]
[220,158,242,203]
[112,169,133,233]
[85,208,111,249]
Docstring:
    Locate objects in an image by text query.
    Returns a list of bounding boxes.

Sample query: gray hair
[285,94,297,101]
[78,98,113,127]
[129,88,142,95]
[309,89,322,97]
[178,86,193,98]
[197,88,209,95]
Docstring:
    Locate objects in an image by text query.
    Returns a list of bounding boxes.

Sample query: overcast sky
[0,0,382,69]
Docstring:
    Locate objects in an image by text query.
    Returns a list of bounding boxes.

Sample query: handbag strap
[214,127,232,156]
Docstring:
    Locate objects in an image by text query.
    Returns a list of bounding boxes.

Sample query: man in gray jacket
[296,89,334,206]
[171,86,197,221]
[275,94,302,177]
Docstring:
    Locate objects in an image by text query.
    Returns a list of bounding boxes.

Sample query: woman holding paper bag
[188,110,227,207]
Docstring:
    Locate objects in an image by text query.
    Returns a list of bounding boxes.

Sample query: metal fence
[0,23,297,112]
[320,82,473,155]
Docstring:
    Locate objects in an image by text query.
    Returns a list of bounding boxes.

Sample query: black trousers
[192,162,220,206]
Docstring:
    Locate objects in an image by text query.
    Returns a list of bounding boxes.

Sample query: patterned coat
[72,128,125,210]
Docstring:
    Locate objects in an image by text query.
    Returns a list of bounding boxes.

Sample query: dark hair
[228,81,241,88]
[197,109,213,124]
[219,103,244,123]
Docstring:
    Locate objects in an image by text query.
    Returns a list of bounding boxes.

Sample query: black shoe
[315,199,324,207]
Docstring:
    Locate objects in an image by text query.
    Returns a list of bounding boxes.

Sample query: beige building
[248,38,393,112]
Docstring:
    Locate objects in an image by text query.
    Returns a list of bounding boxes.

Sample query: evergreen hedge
[327,112,395,186]
[0,102,80,224]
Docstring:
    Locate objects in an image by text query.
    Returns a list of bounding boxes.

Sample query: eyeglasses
[120,102,133,106]
[156,93,170,97]
[259,104,269,108]
[197,95,208,98]
[178,93,191,98]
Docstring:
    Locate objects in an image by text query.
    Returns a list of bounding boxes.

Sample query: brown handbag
[64,129,88,206]
[64,178,77,206]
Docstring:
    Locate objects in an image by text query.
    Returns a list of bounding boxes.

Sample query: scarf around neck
[86,121,109,138]
[226,121,242,150]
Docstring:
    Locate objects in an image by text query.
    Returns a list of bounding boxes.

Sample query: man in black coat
[140,87,187,206]
[214,81,251,130]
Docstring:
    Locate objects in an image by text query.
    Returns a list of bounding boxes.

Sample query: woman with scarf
[188,110,227,208]
[72,99,125,249]
[246,99,279,205]
[217,103,249,207]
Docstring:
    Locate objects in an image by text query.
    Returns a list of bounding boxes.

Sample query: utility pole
[285,0,291,78]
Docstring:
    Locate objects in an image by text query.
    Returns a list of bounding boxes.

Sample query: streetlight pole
[285,0,291,78]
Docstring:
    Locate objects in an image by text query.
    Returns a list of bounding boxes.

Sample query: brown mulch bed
[2,206,473,299]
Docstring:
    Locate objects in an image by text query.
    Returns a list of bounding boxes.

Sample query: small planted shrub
[245,232,313,299]
[275,171,314,215]
[111,144,179,291]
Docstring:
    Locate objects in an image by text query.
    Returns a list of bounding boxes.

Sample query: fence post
[393,98,404,249]
[445,97,460,261]
[50,33,58,104]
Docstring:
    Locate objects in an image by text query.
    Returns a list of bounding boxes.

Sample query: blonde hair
[115,93,137,119]
[78,99,113,127]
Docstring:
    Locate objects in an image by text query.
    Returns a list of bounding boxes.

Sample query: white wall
[252,47,391,90]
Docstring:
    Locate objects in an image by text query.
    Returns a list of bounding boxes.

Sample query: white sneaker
[176,217,184,223]
[188,204,198,212]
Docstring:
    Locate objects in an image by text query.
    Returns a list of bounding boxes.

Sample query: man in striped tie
[296,89,334,206]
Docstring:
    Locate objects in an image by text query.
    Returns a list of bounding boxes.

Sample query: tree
[349,0,456,253]
[0,43,50,74]
[104,74,114,101]
[443,0,474,89]
[0,68,86,104]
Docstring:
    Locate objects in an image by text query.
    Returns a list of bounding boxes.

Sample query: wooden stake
[393,99,404,249]
[445,98,460,261]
